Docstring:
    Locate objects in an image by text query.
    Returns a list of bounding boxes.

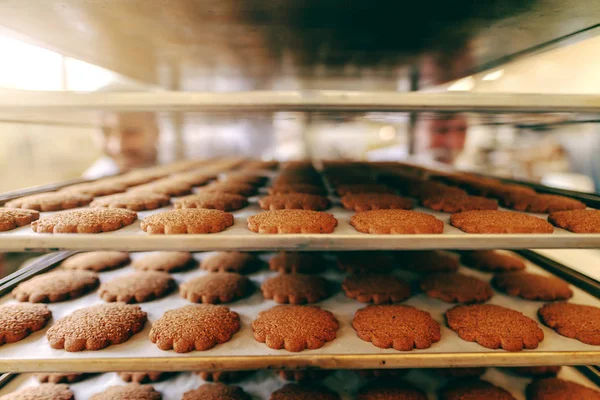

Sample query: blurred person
[417,113,468,165]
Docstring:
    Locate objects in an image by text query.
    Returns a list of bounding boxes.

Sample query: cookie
[36,373,87,384]
[440,379,516,400]
[129,178,194,196]
[449,210,554,234]
[337,252,394,274]
[46,303,147,351]
[13,270,99,303]
[132,251,194,272]
[180,272,251,303]
[248,210,338,234]
[261,273,329,304]
[240,160,279,170]
[340,193,413,212]
[548,209,600,233]
[118,372,169,383]
[526,377,600,400]
[270,383,340,400]
[269,252,325,274]
[61,251,130,272]
[268,183,327,196]
[196,371,250,382]
[446,304,544,351]
[90,384,161,400]
[352,304,441,351]
[503,193,586,213]
[259,193,331,211]
[182,383,250,400]
[395,250,460,274]
[98,271,176,303]
[201,252,263,274]
[421,273,493,304]
[173,193,248,212]
[170,170,215,186]
[220,171,268,186]
[538,302,600,345]
[90,192,170,211]
[350,210,444,234]
[492,271,572,301]
[61,180,128,196]
[32,208,137,233]
[0,383,74,400]
[433,368,487,379]
[460,251,526,272]
[422,193,498,213]
[342,274,411,304]
[5,192,92,211]
[335,184,395,196]
[277,370,331,382]
[252,305,339,352]
[505,366,561,377]
[201,181,257,196]
[357,380,427,400]
[0,304,51,345]
[0,208,40,232]
[149,304,240,352]
[141,209,234,234]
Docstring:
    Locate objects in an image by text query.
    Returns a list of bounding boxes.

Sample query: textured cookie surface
[0,383,74,400]
[269,252,325,274]
[357,380,427,400]
[141,209,234,234]
[118,372,169,383]
[350,210,444,234]
[259,193,331,211]
[421,273,493,304]
[61,251,130,272]
[446,304,544,351]
[503,193,586,213]
[270,383,340,400]
[200,181,257,196]
[98,271,175,303]
[90,384,161,400]
[538,302,600,345]
[46,303,147,351]
[201,252,262,274]
[340,193,413,212]
[0,303,51,345]
[13,270,99,303]
[132,251,194,272]
[450,210,554,234]
[61,180,127,197]
[0,208,40,232]
[182,383,250,400]
[149,304,240,353]
[32,208,137,233]
[461,251,526,272]
[395,250,460,274]
[180,272,250,303]
[353,305,441,351]
[36,373,87,384]
[5,192,92,211]
[248,210,338,234]
[252,305,339,352]
[526,377,600,400]
[492,271,572,301]
[128,178,193,196]
[548,209,600,233]
[173,192,248,211]
[342,274,411,304]
[90,192,170,211]
[422,193,498,213]
[441,379,516,400]
[261,273,329,304]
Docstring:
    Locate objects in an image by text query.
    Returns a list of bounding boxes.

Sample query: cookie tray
[0,251,598,373]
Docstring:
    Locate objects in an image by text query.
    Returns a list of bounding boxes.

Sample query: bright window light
[482,69,504,81]
[65,57,116,91]
[379,125,396,141]
[447,76,475,91]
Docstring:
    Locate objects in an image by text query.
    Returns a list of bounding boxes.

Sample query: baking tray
[0,251,598,373]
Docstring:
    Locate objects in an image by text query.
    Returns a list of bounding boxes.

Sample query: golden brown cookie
[200,181,257,196]
[420,273,493,304]
[98,271,176,303]
[173,193,248,212]
[129,178,194,196]
[395,250,460,274]
[149,304,240,353]
[90,192,170,211]
[538,302,600,345]
[268,183,327,196]
[248,210,338,234]
[342,274,411,304]
[36,373,88,384]
[220,171,268,186]
[337,252,394,274]
[61,251,130,272]
[0,208,40,232]
[170,170,215,186]
[180,272,251,303]
[5,192,92,211]
[0,383,74,400]
[492,271,572,301]
[449,210,554,234]
[460,251,526,272]
[196,371,250,383]
[132,251,194,272]
[446,304,544,351]
[182,383,250,400]
[141,209,234,234]
[241,160,279,171]
[270,383,340,400]
[350,210,444,234]
[259,193,331,211]
[32,208,137,233]
[200,252,263,274]
[277,370,331,382]
[503,193,586,213]
[90,384,161,400]
[357,380,427,400]
[432,368,487,379]
[0,303,51,345]
[261,273,329,304]
[118,372,170,383]
[548,209,600,233]
[340,193,413,212]
[269,252,325,274]
[422,193,498,213]
[46,303,147,351]
[252,305,339,352]
[352,304,441,351]
[61,181,128,197]
[526,377,600,400]
[441,379,516,400]
[13,270,99,303]
[336,184,395,196]
[505,366,561,377]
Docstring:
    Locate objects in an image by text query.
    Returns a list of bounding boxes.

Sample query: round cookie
[98,271,176,303]
[149,304,240,353]
[460,251,525,272]
[269,252,325,274]
[548,209,600,233]
[420,273,493,304]
[0,208,40,232]
[182,383,250,400]
[433,368,487,379]
[268,183,327,196]
[505,366,561,377]
[173,193,248,212]
[36,373,88,384]
[503,193,586,213]
[61,251,130,272]
[538,302,600,345]
[196,370,250,383]
[261,273,329,304]
[252,305,339,352]
[278,370,331,382]
[128,178,194,196]
[342,274,411,304]
[259,193,331,211]
[200,181,257,196]
[350,210,444,234]
[449,210,554,234]
[118,372,170,383]
[132,251,194,273]
[446,304,544,351]
[352,304,441,351]
[422,193,498,213]
[13,270,99,303]
[60,180,128,197]
[141,209,234,234]
[337,252,394,274]
[180,272,251,303]
[170,171,215,186]
[90,384,161,400]
[0,383,74,400]
[440,379,516,400]
[46,303,147,351]
[340,193,413,212]
[526,377,600,400]
[5,192,92,211]
[492,271,573,301]
[90,192,170,211]
[248,210,338,234]
[357,380,427,400]
[270,383,340,400]
[32,208,137,233]
[336,184,394,196]
[0,303,51,345]
[395,250,459,274]
[201,252,263,274]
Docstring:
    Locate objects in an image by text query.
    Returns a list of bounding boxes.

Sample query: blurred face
[426,115,467,164]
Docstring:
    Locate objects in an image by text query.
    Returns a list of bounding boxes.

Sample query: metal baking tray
[0,251,598,373]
